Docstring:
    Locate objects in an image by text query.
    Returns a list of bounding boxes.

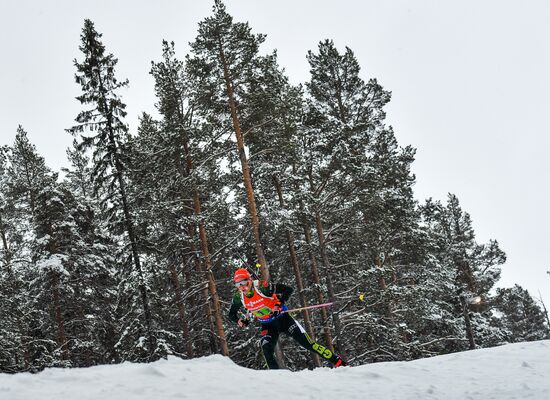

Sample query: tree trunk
[460,295,476,350]
[99,65,155,357]
[217,39,268,280]
[189,231,218,355]
[183,247,197,310]
[300,214,334,353]
[180,135,229,356]
[110,135,155,358]
[16,318,30,370]
[375,255,395,320]
[192,189,229,356]
[71,265,92,366]
[0,213,12,275]
[273,175,320,367]
[313,211,347,360]
[538,296,550,335]
[51,272,69,360]
[375,255,388,290]
[458,260,477,293]
[292,165,334,352]
[173,134,217,355]
[168,257,194,358]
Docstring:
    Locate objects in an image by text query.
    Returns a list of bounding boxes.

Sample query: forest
[1,0,549,372]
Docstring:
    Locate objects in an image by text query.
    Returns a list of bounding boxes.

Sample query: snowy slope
[1,340,549,400]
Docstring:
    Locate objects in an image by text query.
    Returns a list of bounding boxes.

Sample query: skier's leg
[260,325,280,369]
[283,314,344,366]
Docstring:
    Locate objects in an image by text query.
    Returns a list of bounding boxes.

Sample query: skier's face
[235,279,252,293]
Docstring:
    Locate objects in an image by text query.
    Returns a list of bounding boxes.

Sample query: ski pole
[284,293,366,314]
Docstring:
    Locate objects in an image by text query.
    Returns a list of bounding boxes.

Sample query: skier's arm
[265,282,293,305]
[227,292,243,324]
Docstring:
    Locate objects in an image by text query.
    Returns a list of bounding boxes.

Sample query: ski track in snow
[1,340,549,400]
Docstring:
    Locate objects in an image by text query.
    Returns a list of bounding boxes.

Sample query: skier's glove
[271,303,283,318]
[237,317,250,328]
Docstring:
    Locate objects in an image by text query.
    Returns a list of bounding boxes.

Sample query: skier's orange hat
[233,268,251,282]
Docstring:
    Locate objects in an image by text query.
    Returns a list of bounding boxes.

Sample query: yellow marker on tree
[359,293,365,302]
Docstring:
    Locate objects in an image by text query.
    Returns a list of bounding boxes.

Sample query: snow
[35,254,69,275]
[1,340,549,400]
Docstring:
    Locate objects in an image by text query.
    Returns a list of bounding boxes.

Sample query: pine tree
[494,285,549,342]
[420,194,507,351]
[1,5,536,371]
[239,56,323,367]
[129,39,230,357]
[0,145,12,275]
[301,39,415,360]
[7,126,54,214]
[0,144,19,371]
[1,129,57,370]
[31,183,73,364]
[187,0,270,279]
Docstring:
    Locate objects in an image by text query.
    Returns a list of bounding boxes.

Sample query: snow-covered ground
[1,340,549,400]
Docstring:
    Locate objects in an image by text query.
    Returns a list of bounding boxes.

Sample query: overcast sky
[1,0,549,302]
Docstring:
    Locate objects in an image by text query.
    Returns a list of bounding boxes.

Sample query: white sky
[1,0,549,302]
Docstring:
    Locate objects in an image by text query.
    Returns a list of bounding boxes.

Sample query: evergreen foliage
[68,19,156,361]
[1,2,547,373]
[494,285,549,342]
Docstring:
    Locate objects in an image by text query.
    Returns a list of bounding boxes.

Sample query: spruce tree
[68,19,156,360]
[61,142,119,365]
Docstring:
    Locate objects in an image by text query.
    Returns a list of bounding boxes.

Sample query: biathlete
[228,268,347,369]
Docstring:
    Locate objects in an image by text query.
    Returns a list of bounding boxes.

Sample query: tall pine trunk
[294,168,334,352]
[313,211,347,360]
[375,255,388,290]
[70,263,93,366]
[300,218,334,353]
[217,39,268,280]
[181,135,228,356]
[1,218,29,369]
[51,272,68,360]
[273,176,320,367]
[174,140,218,355]
[307,166,346,358]
[0,214,11,275]
[192,189,229,356]
[168,257,194,358]
[188,228,217,355]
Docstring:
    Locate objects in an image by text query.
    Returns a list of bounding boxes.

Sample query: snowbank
[1,340,549,400]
